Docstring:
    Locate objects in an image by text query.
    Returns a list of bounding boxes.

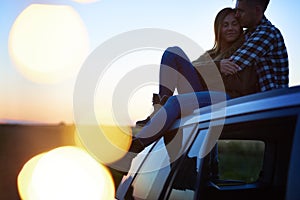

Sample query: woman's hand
[220,59,240,75]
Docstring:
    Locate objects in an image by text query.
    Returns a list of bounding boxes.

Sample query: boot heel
[135,93,165,127]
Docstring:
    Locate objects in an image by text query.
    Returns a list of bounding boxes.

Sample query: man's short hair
[237,0,270,12]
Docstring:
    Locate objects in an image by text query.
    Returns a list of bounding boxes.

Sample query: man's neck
[248,14,264,30]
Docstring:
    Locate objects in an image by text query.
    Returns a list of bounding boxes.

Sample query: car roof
[170,86,300,130]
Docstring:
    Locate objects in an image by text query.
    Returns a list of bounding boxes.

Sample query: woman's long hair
[193,7,244,66]
[209,7,243,57]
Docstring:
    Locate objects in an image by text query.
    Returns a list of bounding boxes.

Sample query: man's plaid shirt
[230,16,289,91]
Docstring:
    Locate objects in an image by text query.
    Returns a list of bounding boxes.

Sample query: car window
[199,115,297,200]
[218,140,265,183]
[167,129,209,200]
[168,114,298,200]
[128,139,171,199]
[124,125,198,200]
[115,143,154,200]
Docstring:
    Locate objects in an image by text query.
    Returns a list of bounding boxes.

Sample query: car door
[164,106,299,200]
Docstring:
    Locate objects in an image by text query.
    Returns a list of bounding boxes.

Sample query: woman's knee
[162,95,181,118]
[164,95,180,109]
[162,46,189,67]
[165,46,184,57]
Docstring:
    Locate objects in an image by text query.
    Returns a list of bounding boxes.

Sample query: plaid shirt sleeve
[230,17,289,91]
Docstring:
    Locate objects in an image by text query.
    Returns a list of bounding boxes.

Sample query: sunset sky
[1,0,299,126]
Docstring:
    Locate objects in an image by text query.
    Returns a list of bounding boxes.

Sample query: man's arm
[219,59,240,75]
[230,25,276,69]
[220,24,276,75]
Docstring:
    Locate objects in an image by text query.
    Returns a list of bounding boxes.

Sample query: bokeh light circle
[73,125,133,165]
[18,146,115,200]
[17,154,44,200]
[8,4,90,84]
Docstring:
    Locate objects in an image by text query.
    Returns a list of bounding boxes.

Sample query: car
[115,86,300,200]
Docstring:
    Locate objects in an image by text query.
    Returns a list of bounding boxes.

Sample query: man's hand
[220,59,240,75]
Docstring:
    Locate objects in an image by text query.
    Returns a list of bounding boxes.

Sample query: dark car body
[116,86,300,200]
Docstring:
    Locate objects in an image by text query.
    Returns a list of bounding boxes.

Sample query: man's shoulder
[261,16,282,31]
[256,17,283,37]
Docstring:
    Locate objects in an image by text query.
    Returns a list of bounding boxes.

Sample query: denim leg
[136,91,229,146]
[159,46,204,97]
[135,96,181,145]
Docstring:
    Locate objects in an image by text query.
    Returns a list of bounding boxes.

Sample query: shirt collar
[245,15,270,37]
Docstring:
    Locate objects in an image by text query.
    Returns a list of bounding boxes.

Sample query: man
[220,0,289,91]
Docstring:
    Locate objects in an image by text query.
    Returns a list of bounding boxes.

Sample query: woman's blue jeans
[159,46,205,96]
[136,46,229,146]
[136,91,228,145]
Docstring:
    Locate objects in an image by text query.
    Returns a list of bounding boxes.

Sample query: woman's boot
[135,93,169,127]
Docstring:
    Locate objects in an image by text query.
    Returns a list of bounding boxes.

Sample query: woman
[113,8,246,172]
[136,7,245,127]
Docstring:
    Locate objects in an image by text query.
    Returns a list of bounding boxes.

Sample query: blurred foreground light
[8,4,90,84]
[17,146,115,200]
[76,125,132,164]
[17,154,45,200]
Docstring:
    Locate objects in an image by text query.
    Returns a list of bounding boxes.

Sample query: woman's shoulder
[217,36,245,59]
[192,51,215,64]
